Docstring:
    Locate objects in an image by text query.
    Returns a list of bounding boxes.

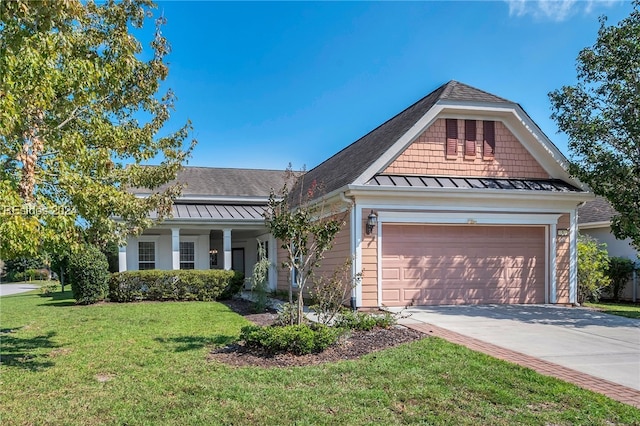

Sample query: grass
[1,290,639,425]
[585,301,640,319]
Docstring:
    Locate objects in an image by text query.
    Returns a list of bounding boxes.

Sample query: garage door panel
[381,224,545,306]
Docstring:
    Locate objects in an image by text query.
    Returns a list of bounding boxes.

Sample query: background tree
[265,169,346,325]
[549,1,640,250]
[0,0,195,259]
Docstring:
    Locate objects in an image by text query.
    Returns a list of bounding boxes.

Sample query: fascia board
[578,221,611,230]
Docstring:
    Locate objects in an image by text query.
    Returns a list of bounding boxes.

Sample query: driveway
[0,283,40,297]
[388,304,640,391]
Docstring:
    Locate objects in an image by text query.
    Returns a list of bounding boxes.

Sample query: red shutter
[483,121,495,157]
[465,120,476,157]
[446,119,457,156]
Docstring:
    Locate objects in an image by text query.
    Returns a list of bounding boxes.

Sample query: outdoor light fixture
[557,229,570,237]
[366,210,378,235]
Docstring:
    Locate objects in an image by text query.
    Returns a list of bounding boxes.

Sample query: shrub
[606,257,635,301]
[577,235,611,304]
[40,283,59,295]
[68,245,110,304]
[108,270,243,302]
[310,258,360,325]
[274,302,305,326]
[334,309,397,331]
[240,323,342,355]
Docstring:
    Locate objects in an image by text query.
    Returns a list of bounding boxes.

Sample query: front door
[232,248,245,275]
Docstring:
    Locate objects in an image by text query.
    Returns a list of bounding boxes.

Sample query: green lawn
[1,290,638,425]
[585,301,640,319]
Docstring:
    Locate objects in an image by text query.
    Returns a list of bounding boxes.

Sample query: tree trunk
[297,291,304,325]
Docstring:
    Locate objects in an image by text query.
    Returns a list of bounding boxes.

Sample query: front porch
[119,225,278,291]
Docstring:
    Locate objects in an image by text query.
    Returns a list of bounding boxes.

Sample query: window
[445,118,458,157]
[483,120,496,158]
[465,120,476,157]
[138,241,155,270]
[257,240,269,261]
[180,241,195,269]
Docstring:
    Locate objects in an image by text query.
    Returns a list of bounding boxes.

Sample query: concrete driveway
[388,304,640,391]
[0,283,39,297]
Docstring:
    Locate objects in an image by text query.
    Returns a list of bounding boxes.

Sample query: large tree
[0,0,195,259]
[549,1,640,250]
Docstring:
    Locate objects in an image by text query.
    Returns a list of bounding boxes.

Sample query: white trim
[550,223,557,304]
[349,206,357,307]
[578,221,611,230]
[377,211,562,226]
[354,205,363,307]
[544,227,549,304]
[570,210,578,304]
[171,228,180,270]
[376,216,382,308]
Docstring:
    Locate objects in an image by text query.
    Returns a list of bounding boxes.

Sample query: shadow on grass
[37,290,76,307]
[0,330,59,371]
[154,335,237,352]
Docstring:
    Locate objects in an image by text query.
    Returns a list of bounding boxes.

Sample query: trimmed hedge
[240,323,343,355]
[69,245,110,304]
[109,270,244,302]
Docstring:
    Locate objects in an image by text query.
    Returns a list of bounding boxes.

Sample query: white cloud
[505,0,621,22]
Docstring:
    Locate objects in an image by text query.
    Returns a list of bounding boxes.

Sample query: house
[578,196,638,301]
[121,81,593,308]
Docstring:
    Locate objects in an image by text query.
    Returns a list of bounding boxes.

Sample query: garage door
[381,224,545,306]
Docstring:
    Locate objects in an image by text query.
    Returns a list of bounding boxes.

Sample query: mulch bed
[210,298,426,368]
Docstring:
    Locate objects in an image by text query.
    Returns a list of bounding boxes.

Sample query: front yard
[585,302,640,319]
[1,290,638,425]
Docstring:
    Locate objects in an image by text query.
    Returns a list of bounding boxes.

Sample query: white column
[550,223,557,304]
[269,235,277,291]
[223,228,232,271]
[171,227,180,270]
[569,210,578,304]
[118,245,127,272]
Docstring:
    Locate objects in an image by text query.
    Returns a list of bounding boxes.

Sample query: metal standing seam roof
[365,174,583,193]
[149,204,267,220]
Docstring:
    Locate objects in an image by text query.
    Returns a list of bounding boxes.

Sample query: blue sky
[145,0,633,171]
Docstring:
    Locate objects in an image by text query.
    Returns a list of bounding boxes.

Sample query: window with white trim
[138,241,156,270]
[180,241,195,270]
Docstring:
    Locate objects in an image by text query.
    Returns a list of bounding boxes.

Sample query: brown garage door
[381,224,546,306]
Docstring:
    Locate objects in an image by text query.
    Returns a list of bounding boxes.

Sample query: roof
[366,174,582,192]
[300,81,519,199]
[135,167,287,199]
[149,203,266,221]
[578,196,617,224]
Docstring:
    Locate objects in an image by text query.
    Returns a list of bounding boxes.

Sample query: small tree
[606,257,635,302]
[68,244,109,304]
[265,169,346,325]
[310,257,360,325]
[577,234,611,304]
[250,240,271,313]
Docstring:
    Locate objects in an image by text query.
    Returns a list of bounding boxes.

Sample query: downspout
[339,192,357,310]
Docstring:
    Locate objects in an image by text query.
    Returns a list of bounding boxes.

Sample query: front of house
[122,81,592,308]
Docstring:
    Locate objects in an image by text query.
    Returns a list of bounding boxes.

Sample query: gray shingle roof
[578,196,617,224]
[135,167,287,199]
[300,81,517,199]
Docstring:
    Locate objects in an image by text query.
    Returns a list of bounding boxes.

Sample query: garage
[381,224,546,306]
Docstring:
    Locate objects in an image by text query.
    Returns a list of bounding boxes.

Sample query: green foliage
[240,323,342,355]
[577,235,611,304]
[68,244,110,304]
[274,302,304,326]
[334,310,397,331]
[549,2,640,250]
[108,269,243,302]
[310,257,360,325]
[605,257,636,301]
[250,240,271,313]
[0,0,196,259]
[265,166,346,324]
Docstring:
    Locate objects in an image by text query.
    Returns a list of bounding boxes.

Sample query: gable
[383,118,549,179]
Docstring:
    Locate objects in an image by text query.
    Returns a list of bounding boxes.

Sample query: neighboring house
[578,196,639,301]
[122,81,593,308]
